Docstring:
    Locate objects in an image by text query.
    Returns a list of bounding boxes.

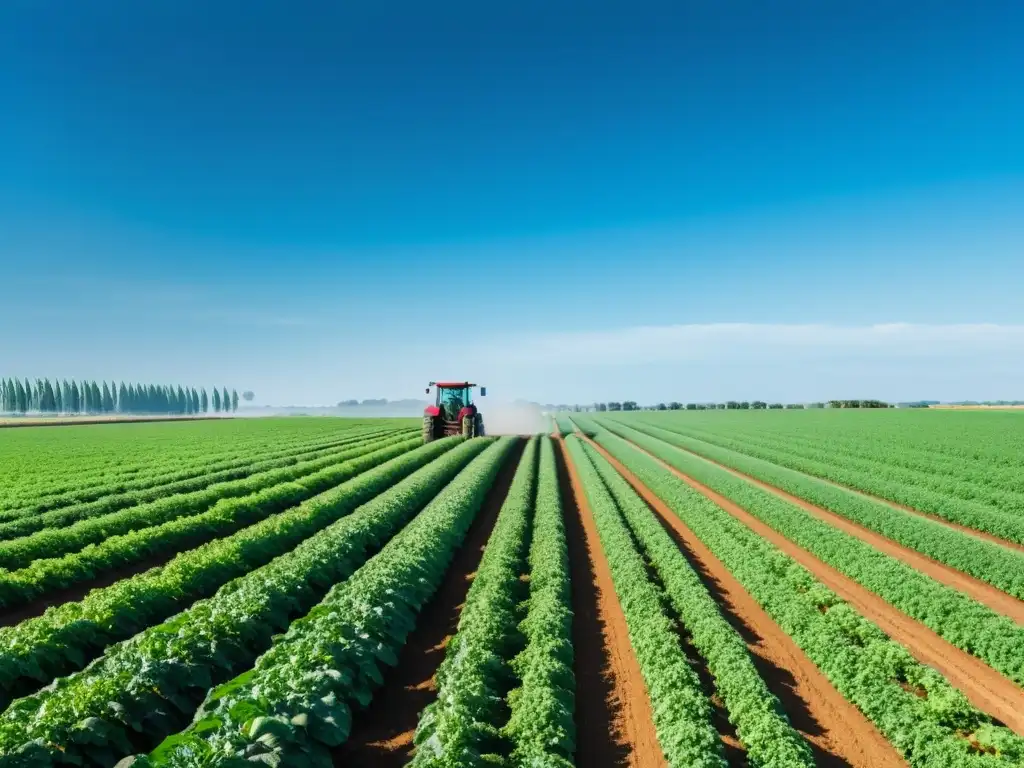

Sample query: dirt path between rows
[655,428,1024,555]
[556,437,667,768]
[611,435,1024,735]
[333,438,526,767]
[580,435,902,767]
[651,438,1024,624]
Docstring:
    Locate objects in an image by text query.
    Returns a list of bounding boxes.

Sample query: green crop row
[0,432,415,568]
[137,437,518,767]
[0,437,501,767]
[581,422,1024,767]
[0,437,467,711]
[412,437,538,766]
[565,436,724,767]
[599,419,1024,687]
[0,420,396,512]
[580,439,813,767]
[0,426,404,522]
[646,419,1024,516]
[633,418,1024,541]
[0,437,420,611]
[504,437,576,768]
[0,427,408,532]
[553,415,576,436]
[618,421,1024,597]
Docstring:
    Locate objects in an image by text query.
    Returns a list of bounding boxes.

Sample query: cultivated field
[0,411,1023,766]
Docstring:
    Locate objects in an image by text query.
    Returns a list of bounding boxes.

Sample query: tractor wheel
[461,415,476,438]
[423,416,435,443]
[474,413,485,437]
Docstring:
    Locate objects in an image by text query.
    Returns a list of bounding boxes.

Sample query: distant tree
[242,390,255,402]
[726,401,739,410]
[656,403,667,411]
[222,388,230,414]
[101,382,114,413]
[41,379,57,412]
[191,388,200,413]
[622,401,639,411]
[607,402,622,411]
[784,403,804,409]
[201,388,210,413]
[684,403,696,410]
[231,390,239,412]
[768,403,784,409]
[751,401,767,410]
[669,402,682,410]
[594,402,608,412]
[212,388,222,412]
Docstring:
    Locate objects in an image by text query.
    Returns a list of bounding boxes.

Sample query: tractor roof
[432,381,476,388]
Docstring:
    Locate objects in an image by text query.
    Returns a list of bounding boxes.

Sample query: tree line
[560,399,892,412]
[1,378,240,416]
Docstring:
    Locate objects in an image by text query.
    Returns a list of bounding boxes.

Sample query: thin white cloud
[484,323,1024,366]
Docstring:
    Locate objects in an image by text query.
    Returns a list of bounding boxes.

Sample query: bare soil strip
[333,438,526,767]
[657,441,1024,622]
[581,435,902,768]
[671,436,1024,555]
[556,437,667,768]
[613,435,1024,735]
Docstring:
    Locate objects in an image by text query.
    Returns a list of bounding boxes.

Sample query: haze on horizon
[1,2,1021,406]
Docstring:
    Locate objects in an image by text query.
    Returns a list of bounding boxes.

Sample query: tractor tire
[461,415,476,439]
[423,416,436,443]
[474,413,485,437]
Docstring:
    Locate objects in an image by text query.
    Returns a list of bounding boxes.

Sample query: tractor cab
[423,381,486,442]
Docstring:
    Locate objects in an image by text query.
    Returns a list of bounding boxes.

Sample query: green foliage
[565,436,725,768]
[0,438,503,766]
[0,424,408,518]
[579,440,813,767]
[617,420,1024,598]
[503,437,575,768]
[412,437,538,766]
[0,436,467,710]
[579,419,1024,766]
[0,437,422,613]
[597,419,1024,688]
[0,433,417,570]
[140,437,518,767]
[553,415,575,436]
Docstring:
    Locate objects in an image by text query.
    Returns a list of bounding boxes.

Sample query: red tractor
[423,382,486,442]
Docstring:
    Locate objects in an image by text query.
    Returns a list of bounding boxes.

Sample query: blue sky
[2,1,1022,405]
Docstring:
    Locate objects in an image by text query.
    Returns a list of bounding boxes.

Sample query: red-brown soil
[581,435,904,767]
[556,437,668,768]
[613,435,1024,735]
[333,438,526,767]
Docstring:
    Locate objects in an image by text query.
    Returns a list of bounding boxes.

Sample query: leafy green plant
[565,436,725,767]
[579,420,1024,767]
[412,437,538,766]
[0,436,466,710]
[136,437,518,767]
[0,438,499,767]
[503,437,576,768]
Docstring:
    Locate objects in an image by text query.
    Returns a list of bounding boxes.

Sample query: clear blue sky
[2,1,1022,404]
